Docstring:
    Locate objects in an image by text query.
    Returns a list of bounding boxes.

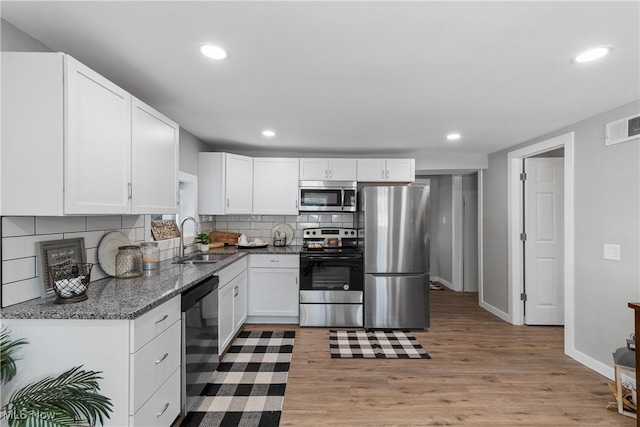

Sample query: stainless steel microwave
[299,181,357,212]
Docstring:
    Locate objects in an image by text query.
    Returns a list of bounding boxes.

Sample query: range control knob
[350,231,355,235]
[343,284,350,291]
[312,231,316,235]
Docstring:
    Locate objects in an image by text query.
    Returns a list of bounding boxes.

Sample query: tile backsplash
[1,215,184,308]
[210,213,354,245]
[1,212,354,308]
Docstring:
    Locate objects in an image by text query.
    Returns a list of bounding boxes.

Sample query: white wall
[483,100,640,371]
[436,176,453,285]
[179,128,210,175]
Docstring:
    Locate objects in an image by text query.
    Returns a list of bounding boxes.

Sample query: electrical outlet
[603,243,621,261]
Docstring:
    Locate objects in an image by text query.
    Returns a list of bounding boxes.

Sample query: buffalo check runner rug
[181,331,295,427]
[329,330,431,359]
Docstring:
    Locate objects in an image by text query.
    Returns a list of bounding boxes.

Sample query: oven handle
[300,255,362,261]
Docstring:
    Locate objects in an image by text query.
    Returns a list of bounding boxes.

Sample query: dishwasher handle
[181,276,218,311]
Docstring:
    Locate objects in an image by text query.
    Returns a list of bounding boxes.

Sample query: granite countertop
[0,245,302,321]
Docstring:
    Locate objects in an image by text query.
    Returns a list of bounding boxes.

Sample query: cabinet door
[226,154,253,214]
[253,158,299,215]
[356,159,386,182]
[64,55,132,214]
[131,98,179,214]
[328,159,357,181]
[299,158,329,180]
[233,271,248,331]
[385,158,415,182]
[248,268,299,317]
[218,281,235,355]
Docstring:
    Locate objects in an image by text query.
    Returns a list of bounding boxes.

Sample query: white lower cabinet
[247,255,299,323]
[1,296,182,426]
[130,366,181,426]
[217,257,248,355]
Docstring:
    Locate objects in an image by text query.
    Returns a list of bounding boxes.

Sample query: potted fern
[0,327,113,426]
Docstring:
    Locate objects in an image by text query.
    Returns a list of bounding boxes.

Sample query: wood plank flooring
[244,289,632,426]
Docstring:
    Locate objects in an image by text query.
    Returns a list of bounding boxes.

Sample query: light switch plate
[603,243,621,261]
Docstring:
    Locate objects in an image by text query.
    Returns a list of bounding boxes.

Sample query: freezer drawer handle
[369,273,428,279]
[156,402,169,417]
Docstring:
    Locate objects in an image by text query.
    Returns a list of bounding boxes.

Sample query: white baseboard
[565,346,614,380]
[431,276,454,290]
[479,300,510,322]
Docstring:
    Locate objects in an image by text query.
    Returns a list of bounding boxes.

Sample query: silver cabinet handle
[325,169,328,178]
[295,199,298,209]
[156,403,169,417]
[155,314,168,324]
[227,198,230,208]
[155,352,169,364]
[381,169,385,179]
[270,259,279,263]
[386,170,389,180]
[128,183,132,200]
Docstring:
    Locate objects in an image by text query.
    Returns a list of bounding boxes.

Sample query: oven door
[299,255,363,292]
[299,188,343,211]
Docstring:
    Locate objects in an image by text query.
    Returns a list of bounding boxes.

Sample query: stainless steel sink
[173,253,234,264]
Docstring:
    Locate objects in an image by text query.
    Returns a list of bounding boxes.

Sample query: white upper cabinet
[131,98,179,214]
[357,158,415,182]
[253,158,299,215]
[198,153,253,215]
[64,57,132,214]
[299,158,357,181]
[0,52,179,216]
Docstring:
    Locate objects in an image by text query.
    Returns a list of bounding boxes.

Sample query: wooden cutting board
[209,231,242,245]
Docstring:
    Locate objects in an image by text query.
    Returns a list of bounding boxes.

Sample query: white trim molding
[506,132,576,358]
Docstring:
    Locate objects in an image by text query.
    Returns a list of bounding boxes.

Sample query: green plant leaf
[4,366,113,427]
[0,326,28,384]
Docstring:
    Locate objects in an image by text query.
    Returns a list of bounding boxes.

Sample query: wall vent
[605,114,640,146]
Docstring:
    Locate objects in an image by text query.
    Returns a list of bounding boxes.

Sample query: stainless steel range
[299,228,363,327]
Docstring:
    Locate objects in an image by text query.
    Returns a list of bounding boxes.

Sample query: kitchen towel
[181,330,294,427]
[329,330,430,359]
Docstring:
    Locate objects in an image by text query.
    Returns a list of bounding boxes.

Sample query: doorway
[507,132,575,350]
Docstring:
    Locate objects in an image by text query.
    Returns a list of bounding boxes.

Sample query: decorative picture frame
[38,238,86,298]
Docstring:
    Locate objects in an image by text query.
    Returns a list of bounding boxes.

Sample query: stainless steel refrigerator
[361,185,430,329]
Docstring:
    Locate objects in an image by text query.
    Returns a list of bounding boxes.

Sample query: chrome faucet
[179,216,198,257]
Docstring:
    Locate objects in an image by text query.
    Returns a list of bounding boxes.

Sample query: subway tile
[285,215,299,222]
[122,215,144,228]
[318,214,333,222]
[227,222,244,229]
[215,221,228,230]
[296,214,308,223]
[262,215,285,222]
[135,228,145,242]
[331,214,353,223]
[235,215,252,222]
[123,228,137,243]
[36,217,86,234]
[2,277,42,307]
[244,230,262,238]
[63,231,106,249]
[2,257,36,284]
[87,216,122,231]
[2,233,64,260]
[2,217,35,237]
[319,222,334,228]
[307,214,320,223]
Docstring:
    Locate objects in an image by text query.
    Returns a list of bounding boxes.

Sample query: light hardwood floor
[245,289,632,426]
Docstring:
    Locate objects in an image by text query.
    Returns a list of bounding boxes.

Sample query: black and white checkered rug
[181,330,295,427]
[329,330,430,359]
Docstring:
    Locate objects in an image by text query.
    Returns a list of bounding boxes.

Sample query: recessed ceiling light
[262,130,276,138]
[446,133,461,141]
[572,46,612,64]
[199,44,229,60]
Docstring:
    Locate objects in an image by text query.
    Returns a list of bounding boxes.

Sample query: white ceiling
[2,1,639,157]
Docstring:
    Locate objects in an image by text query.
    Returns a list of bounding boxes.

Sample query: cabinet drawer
[130,367,180,427]
[130,320,181,414]
[218,256,248,286]
[249,254,298,269]
[130,296,180,352]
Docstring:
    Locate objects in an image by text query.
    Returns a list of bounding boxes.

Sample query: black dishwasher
[181,275,219,414]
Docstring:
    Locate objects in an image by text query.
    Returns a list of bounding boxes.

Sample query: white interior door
[463,195,478,292]
[524,158,564,325]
